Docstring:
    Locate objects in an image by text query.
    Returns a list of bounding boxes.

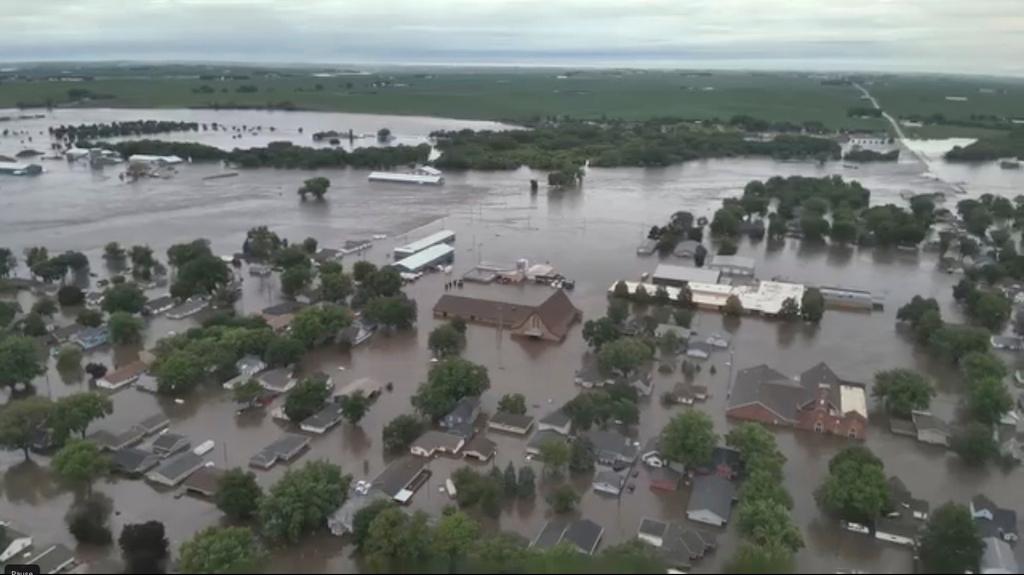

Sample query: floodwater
[2,108,1024,573]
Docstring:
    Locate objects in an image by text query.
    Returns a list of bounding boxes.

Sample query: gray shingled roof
[584,429,639,463]
[373,455,427,497]
[728,364,804,422]
[562,519,604,555]
[489,411,535,431]
[687,475,736,522]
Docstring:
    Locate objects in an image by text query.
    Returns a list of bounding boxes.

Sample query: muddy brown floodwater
[2,109,1024,573]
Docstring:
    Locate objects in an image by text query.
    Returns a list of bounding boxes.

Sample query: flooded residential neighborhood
[2,106,1024,573]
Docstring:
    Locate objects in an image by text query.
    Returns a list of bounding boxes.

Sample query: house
[373,455,430,504]
[651,264,721,287]
[655,323,694,340]
[686,340,713,359]
[527,430,569,456]
[26,543,77,574]
[574,355,613,389]
[151,433,191,458]
[249,434,310,470]
[135,373,160,394]
[488,412,534,435]
[707,254,756,277]
[911,411,951,447]
[300,403,344,434]
[583,429,639,468]
[97,360,147,390]
[727,363,868,440]
[625,371,655,396]
[971,495,1019,542]
[49,323,84,345]
[409,430,465,458]
[88,426,147,451]
[531,519,604,555]
[673,240,703,259]
[463,435,496,462]
[889,417,917,438]
[259,367,297,393]
[312,248,343,265]
[442,396,480,435]
[73,325,109,350]
[142,295,176,316]
[329,489,391,535]
[236,355,267,377]
[637,519,716,568]
[670,382,708,405]
[640,437,686,474]
[111,447,160,475]
[686,475,736,527]
[182,466,225,498]
[991,335,1024,351]
[537,409,572,435]
[874,515,919,547]
[648,466,684,491]
[338,318,376,347]
[0,522,33,563]
[166,297,209,320]
[392,244,455,273]
[593,470,627,495]
[147,452,205,487]
[637,518,668,547]
[393,230,456,259]
[982,536,1019,574]
[138,413,171,435]
[887,476,929,521]
[699,447,743,480]
[432,290,581,342]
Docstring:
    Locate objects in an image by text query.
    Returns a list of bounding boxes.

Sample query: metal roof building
[393,230,455,259]
[652,264,721,286]
[392,243,455,273]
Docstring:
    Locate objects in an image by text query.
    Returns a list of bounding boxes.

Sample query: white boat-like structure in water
[368,166,444,185]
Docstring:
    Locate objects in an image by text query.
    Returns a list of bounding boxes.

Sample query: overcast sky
[2,0,1022,75]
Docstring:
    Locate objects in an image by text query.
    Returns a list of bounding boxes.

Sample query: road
[854,82,927,165]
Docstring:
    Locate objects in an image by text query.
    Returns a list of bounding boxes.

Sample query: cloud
[0,0,1020,75]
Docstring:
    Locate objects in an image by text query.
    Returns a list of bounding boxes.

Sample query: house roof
[182,466,225,496]
[562,519,604,555]
[463,435,496,458]
[594,470,626,490]
[101,360,147,385]
[982,536,1019,573]
[236,354,266,372]
[687,475,736,521]
[373,455,427,497]
[445,396,480,422]
[301,403,344,430]
[584,429,639,462]
[524,290,582,339]
[709,447,743,473]
[88,426,146,451]
[152,432,190,454]
[687,340,713,355]
[151,452,204,483]
[532,519,569,550]
[649,466,684,487]
[539,409,571,428]
[259,367,294,391]
[111,447,160,474]
[652,264,721,285]
[412,430,464,454]
[138,413,170,433]
[28,544,76,574]
[912,411,950,435]
[728,364,804,422]
[489,411,535,431]
[528,429,569,451]
[432,290,581,340]
[638,518,668,539]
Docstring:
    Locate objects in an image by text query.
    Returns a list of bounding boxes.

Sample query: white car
[354,480,371,495]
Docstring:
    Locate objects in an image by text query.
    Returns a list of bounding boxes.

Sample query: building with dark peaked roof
[147,452,205,487]
[249,434,310,469]
[488,412,534,435]
[972,494,1019,543]
[151,433,190,458]
[432,290,581,342]
[686,475,736,526]
[583,429,639,468]
[183,466,225,498]
[111,447,160,475]
[531,518,603,555]
[727,362,868,440]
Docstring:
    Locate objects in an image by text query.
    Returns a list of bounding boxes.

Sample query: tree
[718,238,738,255]
[497,393,527,415]
[102,283,146,314]
[0,247,15,278]
[233,378,265,407]
[104,241,126,262]
[612,280,630,299]
[22,313,47,336]
[725,543,795,574]
[57,285,85,307]
[154,350,206,395]
[302,237,318,254]
[829,217,858,244]
[915,309,944,344]
[171,254,230,298]
[582,317,620,351]
[799,213,830,241]
[260,460,350,542]
[52,439,109,493]
[968,377,1012,426]
[412,358,490,420]
[352,499,395,551]
[607,299,629,324]
[429,323,466,357]
[434,511,479,573]
[596,336,653,376]
[284,375,331,423]
[660,411,716,468]
[167,239,212,268]
[352,260,377,283]
[108,311,143,345]
[726,423,786,475]
[919,503,984,574]
[800,288,824,322]
[736,499,803,552]
[503,462,518,498]
[290,304,353,348]
[178,526,266,574]
[898,295,940,325]
[298,176,331,200]
[85,362,107,380]
[517,466,536,498]
[383,414,425,453]
[119,521,169,574]
[363,295,417,330]
[280,265,313,299]
[778,297,799,321]
[364,508,433,570]
[961,351,1008,383]
[0,397,51,459]
[243,226,283,261]
[971,292,1011,331]
[215,468,263,521]
[538,438,570,477]
[32,296,57,316]
[723,294,744,317]
[320,270,354,303]
[547,484,580,513]
[338,390,371,424]
[928,324,990,362]
[77,308,104,327]
[673,308,694,328]
[51,392,113,442]
[66,493,113,545]
[951,422,999,466]
[263,335,304,367]
[0,301,16,328]
[815,446,889,523]
[56,345,83,373]
[740,469,793,509]
[0,336,45,390]
[569,437,595,473]
[872,369,934,418]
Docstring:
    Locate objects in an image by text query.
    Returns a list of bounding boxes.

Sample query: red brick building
[727,362,867,440]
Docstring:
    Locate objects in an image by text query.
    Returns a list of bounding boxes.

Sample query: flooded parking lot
[2,108,1024,572]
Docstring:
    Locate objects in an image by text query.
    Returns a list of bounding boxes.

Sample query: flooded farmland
[2,108,1024,573]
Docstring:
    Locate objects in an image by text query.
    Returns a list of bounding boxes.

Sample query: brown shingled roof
[517,290,581,340]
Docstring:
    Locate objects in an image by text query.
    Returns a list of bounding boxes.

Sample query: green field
[0,66,884,129]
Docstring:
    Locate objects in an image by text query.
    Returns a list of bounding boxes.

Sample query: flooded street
[3,108,1024,572]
